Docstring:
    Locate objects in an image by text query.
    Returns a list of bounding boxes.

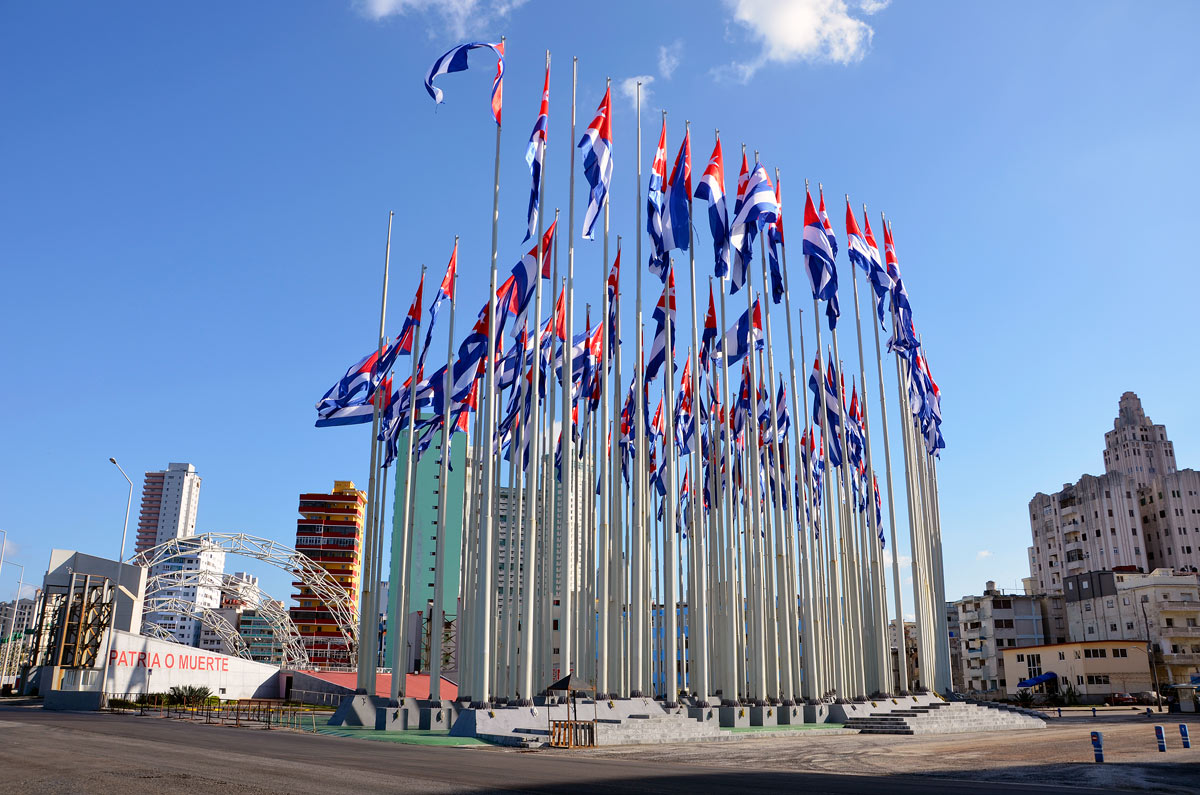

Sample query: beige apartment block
[1002,639,1153,703]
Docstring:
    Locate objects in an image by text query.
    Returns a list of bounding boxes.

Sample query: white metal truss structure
[142,570,309,668]
[133,532,357,664]
[141,595,250,659]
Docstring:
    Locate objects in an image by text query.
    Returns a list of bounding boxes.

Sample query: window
[1112,648,1128,658]
[1016,654,1024,663]
[1086,674,1111,685]
[1058,651,1066,660]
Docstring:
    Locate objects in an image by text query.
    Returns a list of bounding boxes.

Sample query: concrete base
[719,705,751,727]
[328,694,393,727]
[776,704,803,725]
[687,705,719,726]
[44,690,104,711]
[803,703,829,723]
[749,705,778,727]
[418,701,454,730]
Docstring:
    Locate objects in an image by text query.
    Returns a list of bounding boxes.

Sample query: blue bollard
[1092,706,1097,718]
[1155,725,1166,752]
[1090,731,1104,763]
[1057,707,1062,718]
[1146,707,1153,717]
[1181,724,1191,750]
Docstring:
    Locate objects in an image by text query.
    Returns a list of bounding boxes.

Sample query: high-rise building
[239,602,288,665]
[0,597,37,636]
[134,463,202,556]
[146,537,226,645]
[290,480,364,668]
[1028,393,1200,595]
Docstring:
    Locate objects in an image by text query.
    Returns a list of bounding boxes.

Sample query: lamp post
[1140,601,1163,712]
[1,562,25,690]
[101,458,134,705]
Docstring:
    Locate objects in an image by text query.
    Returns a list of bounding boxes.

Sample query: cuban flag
[423,41,505,125]
[699,285,719,371]
[314,347,381,426]
[862,212,892,330]
[807,353,843,468]
[817,188,838,261]
[728,153,751,289]
[884,222,917,352]
[661,130,692,253]
[645,269,676,382]
[396,276,424,356]
[766,178,785,304]
[802,190,839,328]
[694,138,729,277]
[646,119,669,282]
[727,162,778,295]
[847,383,865,471]
[578,86,613,240]
[418,241,457,374]
[450,303,492,402]
[504,219,556,333]
[674,356,695,456]
[712,296,763,365]
[524,64,550,241]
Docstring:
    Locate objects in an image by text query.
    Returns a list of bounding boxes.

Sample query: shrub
[1015,688,1034,707]
[168,685,213,706]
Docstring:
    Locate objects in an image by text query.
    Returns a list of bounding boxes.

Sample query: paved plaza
[0,704,1194,793]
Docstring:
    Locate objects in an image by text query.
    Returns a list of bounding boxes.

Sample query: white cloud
[619,75,655,110]
[903,612,915,622]
[976,549,993,560]
[721,0,882,81]
[881,550,911,568]
[357,0,527,39]
[658,41,683,79]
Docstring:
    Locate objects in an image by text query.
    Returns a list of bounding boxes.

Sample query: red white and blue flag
[818,188,838,260]
[578,86,612,240]
[728,161,778,294]
[418,241,457,374]
[767,178,784,303]
[661,130,692,253]
[645,268,676,382]
[694,138,729,278]
[712,296,763,365]
[523,63,549,241]
[396,275,425,356]
[423,40,505,125]
[646,119,669,282]
[503,219,556,334]
[802,189,839,329]
[862,212,892,329]
[884,222,917,352]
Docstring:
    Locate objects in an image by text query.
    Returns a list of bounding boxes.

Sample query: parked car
[1135,691,1161,706]
[1104,693,1137,706]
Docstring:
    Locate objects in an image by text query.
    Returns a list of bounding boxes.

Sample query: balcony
[1163,626,1200,637]
[1162,652,1200,665]
[1159,600,1200,612]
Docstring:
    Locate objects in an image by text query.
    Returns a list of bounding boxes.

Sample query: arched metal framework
[142,570,309,668]
[133,532,357,664]
[141,596,251,659]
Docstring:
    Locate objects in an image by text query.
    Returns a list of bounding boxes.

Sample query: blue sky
[2,1,1199,613]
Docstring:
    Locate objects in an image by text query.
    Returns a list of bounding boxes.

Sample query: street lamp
[1,562,26,691]
[100,458,134,705]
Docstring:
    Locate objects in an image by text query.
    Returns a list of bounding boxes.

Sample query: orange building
[290,480,364,668]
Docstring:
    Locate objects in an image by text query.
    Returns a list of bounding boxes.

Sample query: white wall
[102,629,279,700]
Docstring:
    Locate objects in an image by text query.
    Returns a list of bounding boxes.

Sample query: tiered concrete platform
[842,700,1046,734]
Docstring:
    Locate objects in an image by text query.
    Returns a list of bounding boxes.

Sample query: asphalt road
[0,705,1135,794]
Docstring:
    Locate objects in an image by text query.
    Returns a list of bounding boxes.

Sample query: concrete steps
[844,701,1046,735]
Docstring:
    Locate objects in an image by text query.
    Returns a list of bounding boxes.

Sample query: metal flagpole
[558,57,578,684]
[471,34,506,706]
[356,211,393,692]
[848,197,888,694]
[596,77,612,698]
[757,231,796,704]
[629,88,647,697]
[683,123,711,706]
[608,237,624,697]
[388,264,425,700]
[866,210,906,693]
[429,243,458,702]
[715,264,739,705]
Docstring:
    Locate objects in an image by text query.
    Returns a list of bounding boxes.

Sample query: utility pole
[1140,601,1162,712]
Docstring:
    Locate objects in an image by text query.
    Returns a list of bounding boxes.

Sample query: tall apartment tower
[134,462,202,556]
[290,480,365,668]
[1029,393,1200,598]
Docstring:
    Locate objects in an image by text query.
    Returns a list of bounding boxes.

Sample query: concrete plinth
[718,705,750,727]
[803,702,829,723]
[777,704,802,725]
[687,705,719,726]
[749,705,778,726]
[419,700,454,730]
[328,694,391,727]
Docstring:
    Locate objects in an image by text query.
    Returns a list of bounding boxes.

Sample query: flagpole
[775,171,818,700]
[680,122,711,708]
[629,87,647,697]
[608,237,623,698]
[557,56,578,686]
[354,210,393,691]
[847,196,886,694]
[757,229,795,705]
